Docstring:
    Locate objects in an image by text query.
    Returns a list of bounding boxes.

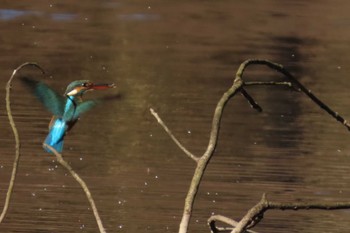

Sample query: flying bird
[22,78,116,154]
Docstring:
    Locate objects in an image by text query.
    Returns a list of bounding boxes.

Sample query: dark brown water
[1,1,350,232]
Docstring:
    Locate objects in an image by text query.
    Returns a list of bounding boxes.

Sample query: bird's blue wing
[62,100,99,122]
[21,77,65,117]
[74,100,98,121]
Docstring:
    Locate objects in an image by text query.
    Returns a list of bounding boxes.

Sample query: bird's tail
[43,119,66,154]
[44,132,64,154]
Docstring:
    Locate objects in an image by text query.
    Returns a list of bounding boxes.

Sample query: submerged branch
[226,194,350,233]
[43,144,107,233]
[208,215,258,233]
[1,62,45,223]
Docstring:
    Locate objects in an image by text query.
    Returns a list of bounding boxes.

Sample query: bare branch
[150,108,199,162]
[43,144,107,233]
[151,59,350,233]
[179,78,244,233]
[1,62,45,223]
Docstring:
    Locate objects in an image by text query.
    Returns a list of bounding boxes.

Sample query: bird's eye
[82,82,89,87]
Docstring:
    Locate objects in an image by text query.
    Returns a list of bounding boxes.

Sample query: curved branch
[1,62,45,223]
[43,144,107,233]
[2,63,107,233]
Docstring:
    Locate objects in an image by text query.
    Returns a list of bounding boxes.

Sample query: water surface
[1,1,350,232]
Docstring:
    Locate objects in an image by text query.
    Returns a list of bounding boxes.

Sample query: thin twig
[150,108,199,162]
[240,88,262,112]
[244,81,293,87]
[1,62,45,223]
[43,144,107,233]
[238,59,350,131]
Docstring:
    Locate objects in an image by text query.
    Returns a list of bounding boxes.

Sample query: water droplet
[187,130,191,134]
[118,225,123,229]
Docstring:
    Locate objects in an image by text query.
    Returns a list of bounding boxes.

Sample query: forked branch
[150,59,350,233]
[239,59,350,130]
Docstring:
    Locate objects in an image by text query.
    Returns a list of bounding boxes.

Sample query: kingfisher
[22,78,116,154]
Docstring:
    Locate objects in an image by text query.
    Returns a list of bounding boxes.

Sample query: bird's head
[64,80,116,96]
